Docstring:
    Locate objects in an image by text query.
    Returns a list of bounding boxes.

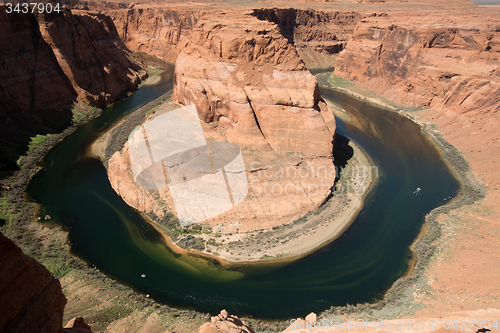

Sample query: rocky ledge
[173,12,336,156]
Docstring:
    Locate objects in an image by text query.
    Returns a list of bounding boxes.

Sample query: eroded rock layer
[0,7,145,117]
[77,1,199,63]
[173,13,336,156]
[251,8,363,69]
[334,13,500,115]
[77,2,366,70]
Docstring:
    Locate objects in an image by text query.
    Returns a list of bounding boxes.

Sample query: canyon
[1,0,500,332]
[0,5,146,170]
[105,9,346,261]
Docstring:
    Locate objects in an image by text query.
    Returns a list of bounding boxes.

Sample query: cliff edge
[0,232,66,333]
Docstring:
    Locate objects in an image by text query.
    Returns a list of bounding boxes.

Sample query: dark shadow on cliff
[0,110,74,176]
[333,134,354,173]
[251,8,297,45]
[0,7,146,179]
[0,9,78,177]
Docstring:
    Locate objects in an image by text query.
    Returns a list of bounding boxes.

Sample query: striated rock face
[199,310,255,333]
[0,10,77,123]
[0,232,66,333]
[173,14,336,156]
[334,13,500,115]
[251,8,363,69]
[87,1,199,63]
[0,7,145,120]
[77,3,363,70]
[38,10,145,107]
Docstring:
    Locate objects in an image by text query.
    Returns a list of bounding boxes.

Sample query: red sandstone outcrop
[64,317,93,333]
[199,310,255,333]
[78,3,365,70]
[334,11,500,115]
[173,13,335,156]
[81,1,199,63]
[38,10,145,107]
[0,6,145,122]
[106,10,338,260]
[0,232,67,333]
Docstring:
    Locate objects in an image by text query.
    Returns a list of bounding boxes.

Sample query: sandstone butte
[107,10,339,244]
[1,0,500,332]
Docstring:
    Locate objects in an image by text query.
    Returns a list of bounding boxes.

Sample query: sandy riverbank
[204,140,376,262]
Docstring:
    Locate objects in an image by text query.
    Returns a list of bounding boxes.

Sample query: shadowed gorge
[0,4,145,172]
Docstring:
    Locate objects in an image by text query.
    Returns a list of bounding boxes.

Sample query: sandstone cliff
[77,2,365,70]
[251,8,363,69]
[38,10,145,108]
[0,10,78,125]
[0,232,66,333]
[173,14,336,156]
[81,1,199,63]
[0,7,144,116]
[334,12,500,115]
[0,5,145,170]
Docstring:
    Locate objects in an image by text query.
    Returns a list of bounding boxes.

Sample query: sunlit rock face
[108,11,338,247]
[173,13,336,157]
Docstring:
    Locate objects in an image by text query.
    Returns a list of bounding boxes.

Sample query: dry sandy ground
[414,102,500,315]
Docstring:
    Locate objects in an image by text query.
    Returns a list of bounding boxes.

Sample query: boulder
[199,310,255,333]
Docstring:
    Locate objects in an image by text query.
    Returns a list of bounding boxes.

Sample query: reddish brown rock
[0,9,78,121]
[0,6,145,122]
[0,232,66,333]
[38,10,145,107]
[173,13,336,156]
[88,1,199,63]
[64,317,93,333]
[334,10,500,115]
[199,310,255,333]
[251,8,363,69]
